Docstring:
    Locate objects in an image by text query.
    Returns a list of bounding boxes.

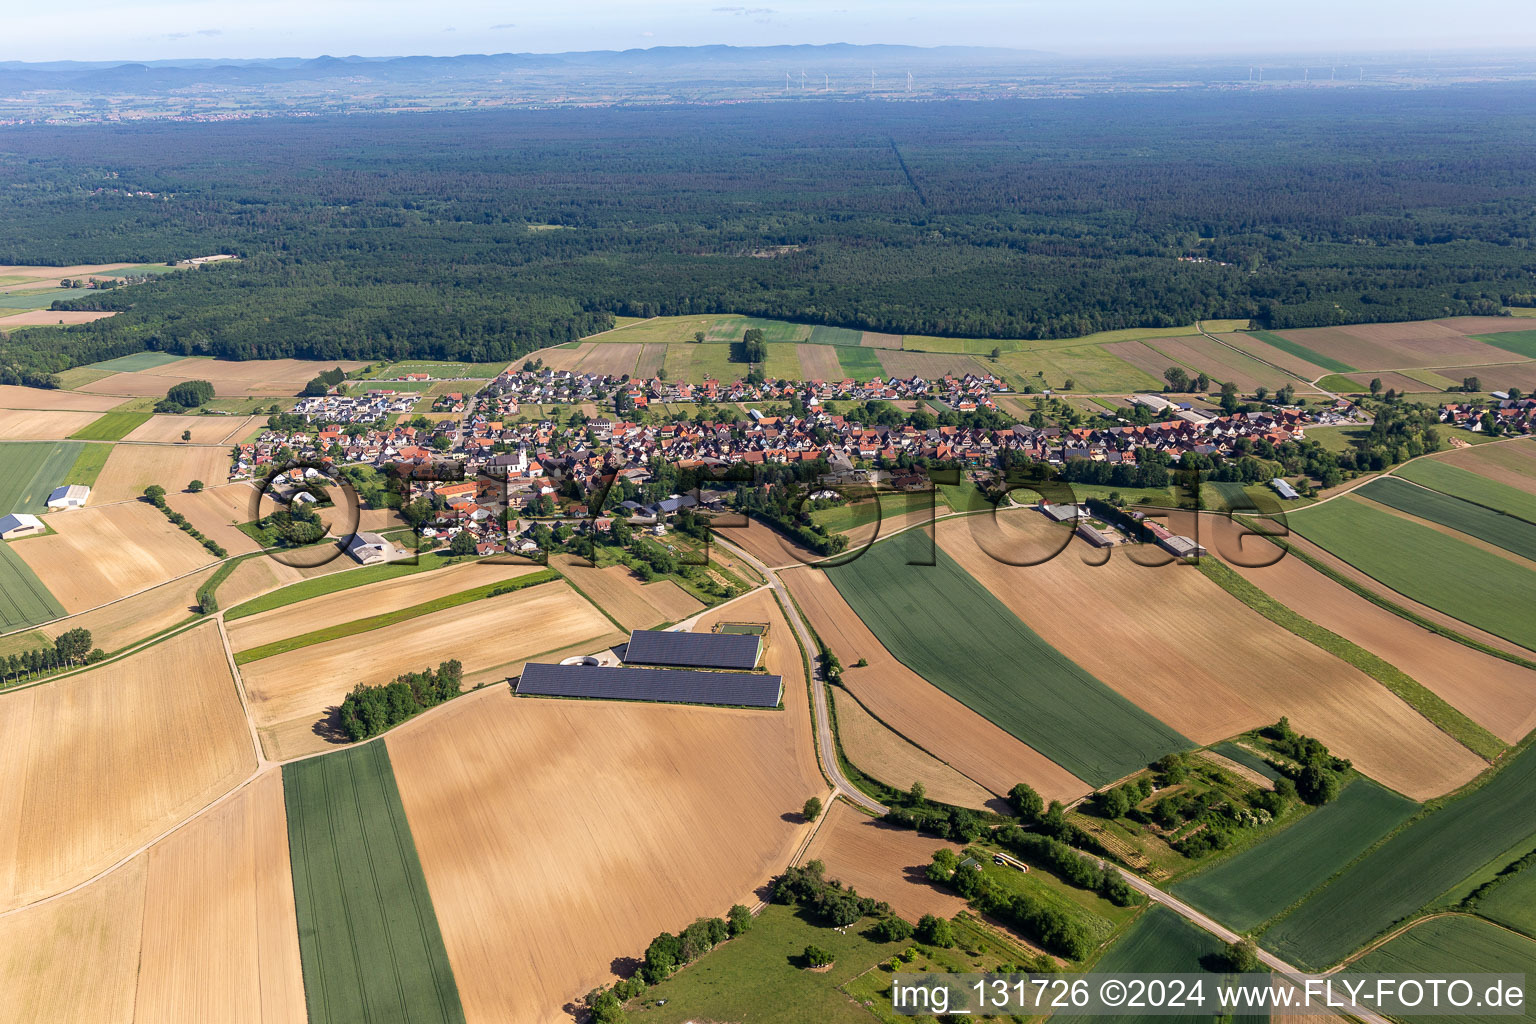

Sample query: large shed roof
[517,662,782,708]
[623,628,761,670]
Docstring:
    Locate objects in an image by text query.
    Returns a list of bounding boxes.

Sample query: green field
[52,367,116,389]
[1055,907,1268,1024]
[371,360,510,378]
[68,410,153,442]
[1317,373,1366,392]
[759,343,804,381]
[1247,329,1357,374]
[1173,779,1417,933]
[1476,863,1536,938]
[1288,498,1536,651]
[284,742,465,1024]
[236,569,556,663]
[1262,742,1536,969]
[64,443,112,489]
[0,441,85,513]
[1346,916,1536,1024]
[1474,330,1536,360]
[1396,459,1536,523]
[998,344,1163,393]
[1358,476,1536,561]
[833,346,885,380]
[824,529,1189,785]
[807,325,864,346]
[224,551,463,620]
[0,542,65,631]
[629,903,910,1024]
[84,351,186,372]
[809,492,941,535]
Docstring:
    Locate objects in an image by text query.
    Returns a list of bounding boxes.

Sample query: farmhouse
[622,628,762,670]
[46,484,90,509]
[0,512,45,540]
[1269,478,1301,501]
[517,661,783,708]
[345,531,399,565]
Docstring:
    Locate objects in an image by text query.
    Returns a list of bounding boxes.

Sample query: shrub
[870,915,913,942]
[803,944,834,968]
[915,914,954,948]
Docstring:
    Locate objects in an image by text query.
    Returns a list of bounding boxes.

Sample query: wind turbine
[870,69,877,91]
[801,69,807,90]
[1331,66,1336,81]
[906,70,914,93]
[824,72,829,91]
[784,71,790,93]
[1304,67,1309,82]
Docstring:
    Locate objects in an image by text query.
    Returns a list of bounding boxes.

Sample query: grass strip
[1198,557,1506,760]
[235,569,557,664]
[224,551,463,620]
[67,410,152,441]
[63,442,112,488]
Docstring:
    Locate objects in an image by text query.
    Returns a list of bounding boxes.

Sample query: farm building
[517,661,783,708]
[1076,523,1115,548]
[622,628,762,670]
[1269,478,1301,500]
[1040,502,1084,524]
[46,484,90,509]
[345,531,399,565]
[0,512,45,540]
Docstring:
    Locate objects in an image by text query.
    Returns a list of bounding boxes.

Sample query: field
[283,743,465,1024]
[68,410,153,441]
[0,441,84,514]
[937,512,1487,797]
[796,343,844,380]
[1243,328,1356,374]
[228,560,544,653]
[237,580,619,759]
[1287,497,1536,652]
[84,351,188,373]
[224,550,466,619]
[1220,522,1536,744]
[1346,916,1536,1023]
[574,341,642,376]
[825,527,1194,786]
[0,542,64,632]
[1220,330,1341,378]
[875,349,988,381]
[371,359,512,378]
[1000,343,1162,393]
[716,517,824,568]
[784,564,1089,801]
[39,563,214,653]
[1172,779,1418,933]
[831,685,1000,810]
[0,624,253,911]
[1358,477,1536,561]
[550,553,704,630]
[1148,335,1311,391]
[1475,329,1536,360]
[123,413,259,444]
[1476,866,1536,938]
[135,770,308,1024]
[166,482,263,555]
[0,309,117,329]
[1271,322,1517,371]
[91,442,233,501]
[803,800,968,923]
[1397,455,1536,522]
[832,346,884,379]
[1262,741,1536,969]
[0,408,104,439]
[0,385,124,411]
[78,356,371,398]
[1428,440,1536,496]
[809,491,938,536]
[14,500,214,612]
[387,588,823,1024]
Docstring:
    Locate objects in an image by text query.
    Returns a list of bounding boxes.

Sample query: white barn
[0,512,45,540]
[47,484,90,509]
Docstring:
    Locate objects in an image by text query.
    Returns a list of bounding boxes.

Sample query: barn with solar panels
[620,628,762,670]
[516,662,783,708]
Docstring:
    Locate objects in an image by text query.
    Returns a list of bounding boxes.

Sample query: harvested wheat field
[1149,336,1310,391]
[135,770,306,1024]
[228,560,545,653]
[80,358,367,398]
[841,505,939,551]
[216,556,304,610]
[167,483,262,555]
[388,588,819,1024]
[938,513,1486,800]
[0,856,145,1023]
[804,800,968,925]
[782,565,1089,802]
[77,372,194,397]
[575,342,642,377]
[91,443,232,502]
[0,386,124,412]
[522,342,592,372]
[0,624,253,911]
[715,517,823,568]
[861,332,904,349]
[1104,339,1182,383]
[42,564,214,653]
[123,414,257,444]
[551,554,703,630]
[0,408,103,440]
[1273,324,1509,370]
[878,350,989,380]
[1437,316,1536,334]
[16,501,213,612]
[832,686,1000,810]
[633,343,666,378]
[238,581,618,760]
[1432,440,1536,495]
[0,309,116,330]
[1217,333,1336,381]
[1212,519,1536,743]
[796,343,844,381]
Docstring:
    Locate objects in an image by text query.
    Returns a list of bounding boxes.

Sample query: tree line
[337,659,463,741]
[0,627,103,685]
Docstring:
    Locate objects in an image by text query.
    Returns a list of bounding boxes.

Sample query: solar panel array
[622,629,761,670]
[518,662,782,708]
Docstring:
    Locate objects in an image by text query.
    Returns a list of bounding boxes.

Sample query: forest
[1,85,1534,379]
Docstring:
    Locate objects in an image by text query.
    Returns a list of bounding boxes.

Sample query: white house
[0,512,45,540]
[346,531,397,565]
[46,484,90,509]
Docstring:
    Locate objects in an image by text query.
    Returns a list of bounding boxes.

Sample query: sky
[4,0,1535,64]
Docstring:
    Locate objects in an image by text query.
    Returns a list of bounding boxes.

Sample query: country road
[715,522,1391,1023]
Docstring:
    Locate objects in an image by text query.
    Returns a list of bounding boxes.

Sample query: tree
[1369,377,1383,397]
[1163,367,1191,393]
[871,915,914,942]
[1008,782,1044,820]
[162,380,214,410]
[187,479,204,492]
[1463,376,1482,393]
[1063,377,1076,390]
[181,429,192,441]
[803,944,834,968]
[1224,938,1263,973]
[727,904,753,937]
[400,494,434,528]
[908,780,926,806]
[450,530,478,556]
[143,484,166,504]
[693,331,706,343]
[915,914,954,947]
[585,987,627,1024]
[990,346,1002,361]
[1195,372,1210,392]
[1096,785,1132,819]
[739,328,768,363]
[1219,380,1240,414]
[802,796,823,821]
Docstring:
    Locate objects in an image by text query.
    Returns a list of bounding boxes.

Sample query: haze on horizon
[4,0,1536,65]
